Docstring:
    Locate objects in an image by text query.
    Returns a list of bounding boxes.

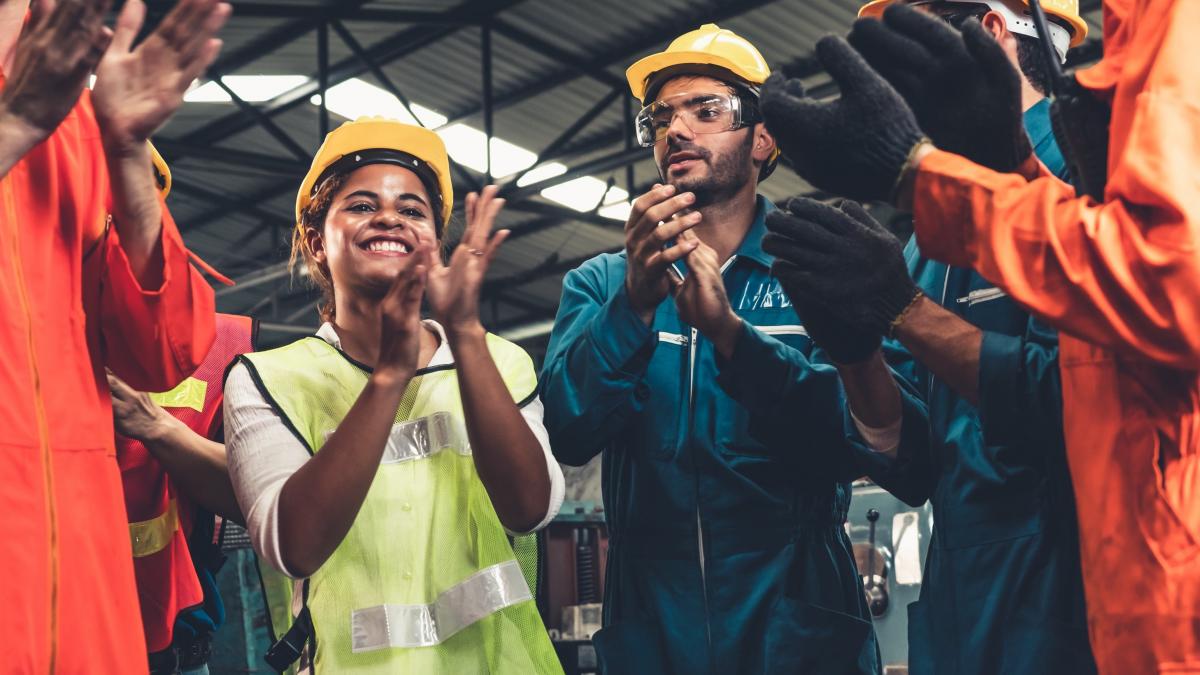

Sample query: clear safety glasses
[633,91,760,147]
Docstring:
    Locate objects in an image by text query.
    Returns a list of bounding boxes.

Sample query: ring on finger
[469,248,486,256]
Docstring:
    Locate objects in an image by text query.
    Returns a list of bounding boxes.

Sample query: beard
[661,132,755,208]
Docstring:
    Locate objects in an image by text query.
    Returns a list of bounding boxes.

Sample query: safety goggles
[634,91,761,147]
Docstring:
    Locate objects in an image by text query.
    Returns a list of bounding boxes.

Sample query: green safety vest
[239,334,562,674]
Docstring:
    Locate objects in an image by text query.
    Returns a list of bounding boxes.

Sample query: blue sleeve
[716,323,933,488]
[977,316,1063,449]
[539,259,656,467]
[714,321,838,412]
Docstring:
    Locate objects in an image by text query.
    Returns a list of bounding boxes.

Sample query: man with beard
[540,24,930,674]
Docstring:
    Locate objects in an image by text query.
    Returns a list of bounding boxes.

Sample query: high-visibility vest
[117,313,255,653]
[240,333,562,674]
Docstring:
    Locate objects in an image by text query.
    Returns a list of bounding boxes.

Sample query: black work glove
[760,36,925,203]
[1049,73,1110,201]
[789,296,881,365]
[763,198,919,337]
[848,4,1031,173]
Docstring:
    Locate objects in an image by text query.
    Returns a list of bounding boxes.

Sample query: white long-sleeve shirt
[225,320,565,578]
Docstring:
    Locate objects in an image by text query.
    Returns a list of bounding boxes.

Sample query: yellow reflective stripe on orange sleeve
[129,499,180,558]
[148,376,208,413]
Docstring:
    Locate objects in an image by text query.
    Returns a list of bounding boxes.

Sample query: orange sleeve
[911,0,1200,370]
[100,197,216,392]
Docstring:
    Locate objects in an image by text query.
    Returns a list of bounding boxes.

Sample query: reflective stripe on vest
[130,498,179,558]
[350,560,531,652]
[324,411,469,465]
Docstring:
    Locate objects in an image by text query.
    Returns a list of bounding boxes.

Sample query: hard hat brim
[627,50,765,102]
[295,119,453,227]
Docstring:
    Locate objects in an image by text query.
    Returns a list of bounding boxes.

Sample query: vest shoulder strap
[483,332,539,407]
[237,337,357,453]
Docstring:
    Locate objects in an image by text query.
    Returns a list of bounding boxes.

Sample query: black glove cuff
[869,284,922,337]
[867,128,927,203]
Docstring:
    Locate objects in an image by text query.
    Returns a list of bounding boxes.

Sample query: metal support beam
[507,87,623,187]
[259,322,316,336]
[213,77,310,161]
[207,220,272,267]
[484,246,621,297]
[180,177,299,233]
[169,181,281,225]
[283,301,317,324]
[497,318,557,342]
[152,139,304,175]
[217,261,303,298]
[482,22,494,185]
[490,18,625,90]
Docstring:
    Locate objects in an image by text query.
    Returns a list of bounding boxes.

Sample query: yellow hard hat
[859,0,1086,58]
[295,117,453,227]
[148,141,171,198]
[626,24,780,180]
[626,23,771,102]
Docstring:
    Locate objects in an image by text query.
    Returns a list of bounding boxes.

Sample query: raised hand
[848,4,1030,172]
[671,231,742,358]
[92,0,231,155]
[763,198,918,337]
[0,0,114,149]
[760,37,925,203]
[425,185,509,337]
[376,229,431,381]
[624,183,702,324]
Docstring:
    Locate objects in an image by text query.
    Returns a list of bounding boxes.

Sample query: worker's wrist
[142,412,187,450]
[444,321,487,346]
[708,311,743,361]
[890,293,937,344]
[0,104,45,163]
[892,141,936,212]
[369,366,415,393]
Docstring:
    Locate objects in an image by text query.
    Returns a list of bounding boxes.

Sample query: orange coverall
[0,82,216,672]
[909,1,1200,672]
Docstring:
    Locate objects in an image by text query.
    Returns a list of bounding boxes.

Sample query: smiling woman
[222,117,565,673]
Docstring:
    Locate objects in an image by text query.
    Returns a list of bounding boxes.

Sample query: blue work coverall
[541,198,930,674]
[865,100,1097,674]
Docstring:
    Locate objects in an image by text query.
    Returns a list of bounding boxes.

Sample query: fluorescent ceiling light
[314,78,447,127]
[598,200,633,221]
[436,124,539,177]
[544,176,633,212]
[516,162,567,187]
[596,186,632,221]
[185,75,310,103]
